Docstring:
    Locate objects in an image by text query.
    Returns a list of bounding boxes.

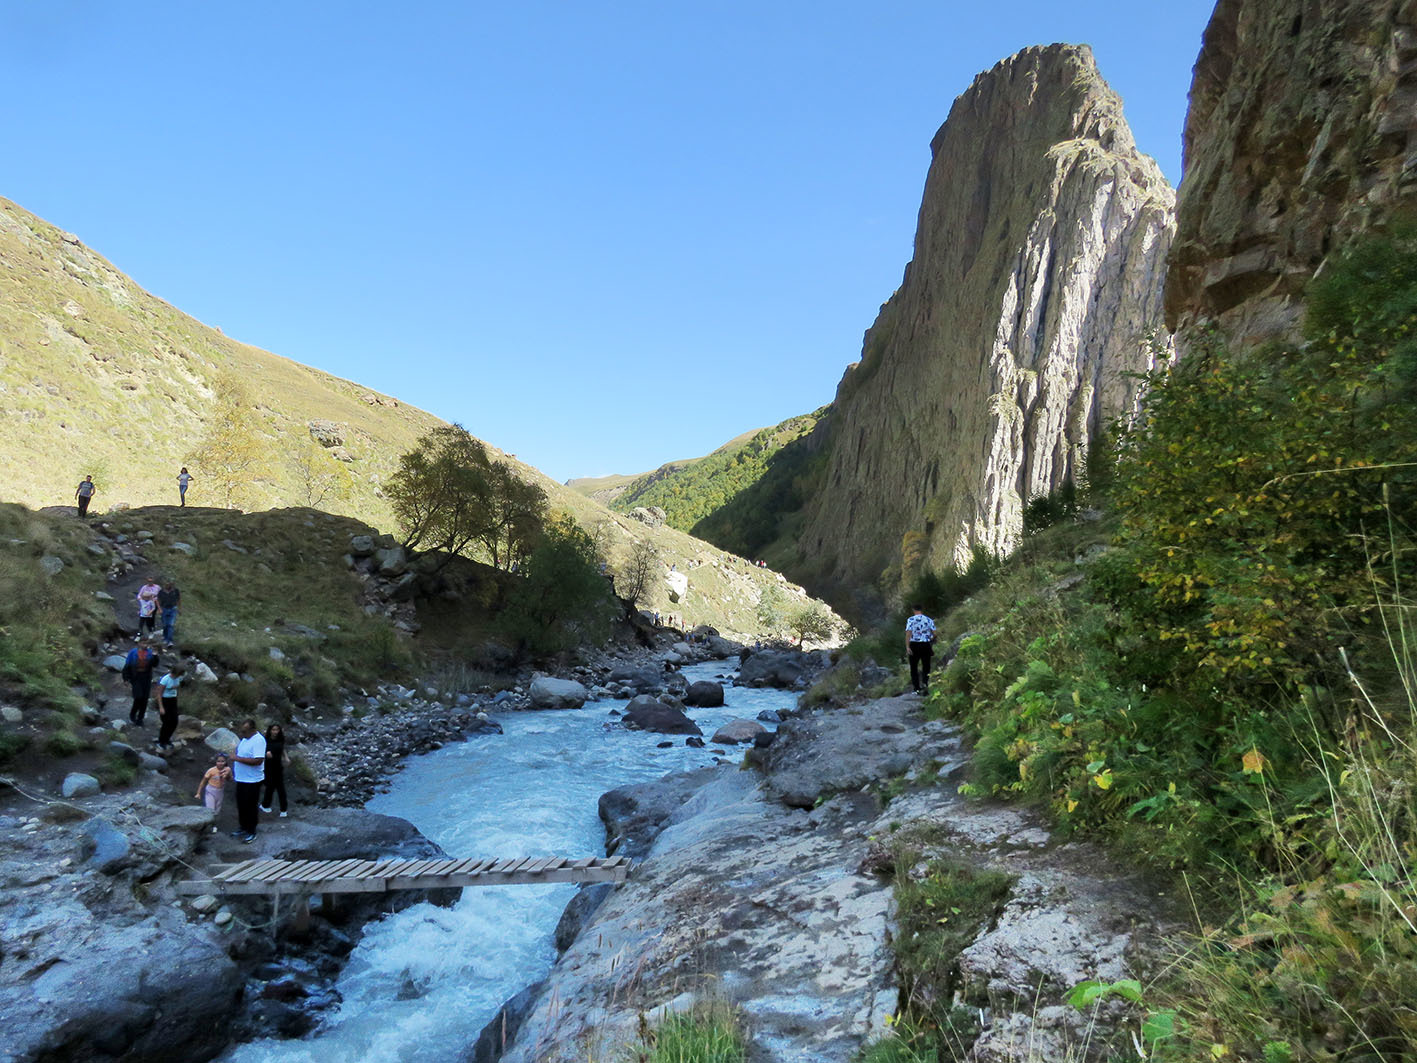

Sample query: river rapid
[224,661,796,1062]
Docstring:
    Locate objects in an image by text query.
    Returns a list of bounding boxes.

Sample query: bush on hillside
[500,514,614,656]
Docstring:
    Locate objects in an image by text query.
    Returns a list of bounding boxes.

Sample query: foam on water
[224,661,795,1062]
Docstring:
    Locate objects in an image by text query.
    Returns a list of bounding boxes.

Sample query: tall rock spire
[798,44,1175,594]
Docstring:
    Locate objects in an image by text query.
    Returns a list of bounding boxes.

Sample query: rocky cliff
[1165,0,1417,352]
[795,45,1174,593]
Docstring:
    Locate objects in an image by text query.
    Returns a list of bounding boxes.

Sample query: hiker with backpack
[121,643,159,726]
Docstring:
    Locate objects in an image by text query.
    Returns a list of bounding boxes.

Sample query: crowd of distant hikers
[73,467,194,516]
[91,466,293,844]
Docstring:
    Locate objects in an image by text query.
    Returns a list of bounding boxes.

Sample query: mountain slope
[569,411,827,533]
[0,196,838,638]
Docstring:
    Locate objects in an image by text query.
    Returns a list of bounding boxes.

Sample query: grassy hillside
[0,196,838,640]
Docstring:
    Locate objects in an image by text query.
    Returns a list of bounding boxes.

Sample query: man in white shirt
[905,604,937,694]
[231,719,267,842]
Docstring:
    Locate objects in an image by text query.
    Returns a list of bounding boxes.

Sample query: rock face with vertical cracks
[1165,0,1417,355]
[798,44,1174,587]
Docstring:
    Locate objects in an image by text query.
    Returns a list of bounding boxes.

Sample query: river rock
[205,727,240,754]
[621,695,701,736]
[103,653,129,671]
[757,694,965,809]
[599,766,720,858]
[2,903,242,1063]
[605,665,665,695]
[61,773,100,798]
[194,661,219,683]
[528,676,590,710]
[470,979,547,1063]
[682,680,724,707]
[376,546,408,576]
[79,817,131,872]
[349,534,375,557]
[736,650,807,689]
[553,883,614,951]
[710,719,765,745]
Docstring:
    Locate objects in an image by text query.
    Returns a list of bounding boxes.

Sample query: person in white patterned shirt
[905,605,936,694]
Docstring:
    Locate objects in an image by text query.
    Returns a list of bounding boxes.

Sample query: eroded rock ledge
[501,695,1181,1062]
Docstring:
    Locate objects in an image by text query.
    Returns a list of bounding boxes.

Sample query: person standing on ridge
[158,579,181,647]
[74,475,96,517]
[230,719,267,843]
[177,467,193,506]
[905,604,937,695]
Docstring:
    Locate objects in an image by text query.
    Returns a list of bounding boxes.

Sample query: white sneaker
[279,811,288,818]
[259,806,272,814]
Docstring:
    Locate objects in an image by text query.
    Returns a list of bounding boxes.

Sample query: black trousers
[157,698,179,746]
[235,781,263,835]
[129,679,151,724]
[262,768,287,813]
[77,496,91,516]
[909,641,934,692]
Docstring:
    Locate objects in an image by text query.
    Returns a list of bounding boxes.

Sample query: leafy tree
[756,584,787,633]
[476,460,547,571]
[616,538,660,606]
[293,441,349,509]
[787,601,836,649]
[187,373,267,508]
[388,424,546,571]
[503,514,613,654]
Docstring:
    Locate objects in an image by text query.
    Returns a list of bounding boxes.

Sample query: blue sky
[4,1,1216,482]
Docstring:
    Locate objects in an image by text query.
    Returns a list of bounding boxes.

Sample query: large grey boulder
[621,695,701,736]
[376,546,408,576]
[4,903,241,1063]
[61,773,100,799]
[349,534,376,557]
[736,650,807,688]
[80,817,132,873]
[710,719,765,745]
[606,665,665,695]
[598,766,720,858]
[682,680,724,708]
[205,727,239,754]
[528,676,590,710]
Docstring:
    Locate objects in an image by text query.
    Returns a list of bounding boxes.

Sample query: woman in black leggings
[260,724,288,816]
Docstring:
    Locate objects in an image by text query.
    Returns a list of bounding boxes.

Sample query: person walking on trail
[135,578,161,640]
[177,467,193,506]
[74,475,96,517]
[158,580,181,647]
[155,663,185,749]
[260,723,289,818]
[196,753,232,832]
[121,643,159,726]
[230,719,267,843]
[905,604,937,695]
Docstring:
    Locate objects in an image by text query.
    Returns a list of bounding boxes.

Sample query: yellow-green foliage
[609,409,827,533]
[629,1002,747,1063]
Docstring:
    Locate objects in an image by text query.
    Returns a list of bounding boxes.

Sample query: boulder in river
[710,719,765,745]
[528,676,590,710]
[621,695,701,736]
[682,680,724,707]
[737,650,809,689]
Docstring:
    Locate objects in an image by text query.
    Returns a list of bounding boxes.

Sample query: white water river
[225,662,795,1062]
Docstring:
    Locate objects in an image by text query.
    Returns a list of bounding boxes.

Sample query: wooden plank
[425,858,459,878]
[223,860,280,884]
[300,860,352,883]
[250,861,300,883]
[213,859,260,882]
[467,857,500,875]
[442,857,481,876]
[315,859,363,883]
[571,856,596,870]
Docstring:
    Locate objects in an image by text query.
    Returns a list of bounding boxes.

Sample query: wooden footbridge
[177,854,633,898]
